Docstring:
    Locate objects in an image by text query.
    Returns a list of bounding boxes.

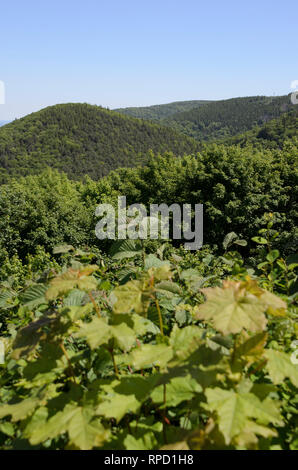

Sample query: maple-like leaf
[205,387,283,444]
[112,280,150,314]
[67,408,109,449]
[110,323,136,351]
[96,394,140,422]
[77,317,111,349]
[194,281,268,335]
[264,349,298,387]
[127,344,173,371]
[46,266,98,301]
[77,317,136,352]
[0,398,40,422]
[29,403,109,449]
[151,375,201,407]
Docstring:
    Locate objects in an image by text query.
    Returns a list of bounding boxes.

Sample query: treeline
[117,95,295,142]
[0,103,199,183]
[114,100,211,121]
[166,95,294,141]
[221,109,298,149]
[0,140,296,260]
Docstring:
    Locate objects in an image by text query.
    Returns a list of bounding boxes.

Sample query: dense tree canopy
[0,103,199,183]
[115,100,211,121]
[117,95,295,142]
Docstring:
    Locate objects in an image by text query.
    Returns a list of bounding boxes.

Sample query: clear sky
[1,0,297,120]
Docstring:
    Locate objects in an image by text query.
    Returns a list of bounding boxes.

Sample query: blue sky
[1,0,297,120]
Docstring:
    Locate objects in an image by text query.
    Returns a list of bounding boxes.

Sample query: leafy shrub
[0,237,297,450]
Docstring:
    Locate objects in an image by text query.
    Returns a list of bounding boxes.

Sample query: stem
[155,296,164,336]
[141,239,146,268]
[162,383,168,444]
[88,292,101,318]
[109,344,119,378]
[60,342,77,384]
[136,339,144,376]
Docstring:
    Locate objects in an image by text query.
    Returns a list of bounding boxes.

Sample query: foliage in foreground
[0,230,297,450]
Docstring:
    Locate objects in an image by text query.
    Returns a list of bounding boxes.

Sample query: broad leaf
[128,344,173,370]
[46,266,98,301]
[20,284,48,309]
[265,349,298,387]
[205,387,283,444]
[112,280,150,314]
[195,281,268,335]
[151,375,201,406]
[77,317,111,349]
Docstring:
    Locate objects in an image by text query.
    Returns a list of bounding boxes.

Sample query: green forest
[118,95,295,141]
[0,103,199,182]
[0,100,297,451]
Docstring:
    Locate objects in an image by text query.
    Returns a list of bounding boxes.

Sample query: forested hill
[0,103,200,183]
[116,95,294,141]
[220,108,298,148]
[114,100,212,121]
[167,95,294,141]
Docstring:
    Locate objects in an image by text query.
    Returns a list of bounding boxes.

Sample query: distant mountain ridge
[116,95,294,141]
[0,103,200,183]
[0,121,9,127]
[114,100,212,121]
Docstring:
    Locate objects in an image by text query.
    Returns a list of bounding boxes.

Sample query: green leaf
[266,250,280,263]
[0,422,15,436]
[235,332,267,360]
[195,282,267,335]
[144,254,169,269]
[124,431,158,450]
[20,284,48,309]
[151,375,201,406]
[62,303,93,321]
[0,290,17,309]
[128,344,173,370]
[0,398,40,422]
[181,269,214,292]
[97,394,140,422]
[223,232,238,250]
[46,266,98,301]
[156,280,182,296]
[29,403,109,449]
[130,314,160,335]
[112,280,150,314]
[109,240,142,260]
[234,239,247,247]
[264,349,298,387]
[149,265,172,281]
[12,313,56,359]
[63,289,87,306]
[77,317,112,349]
[205,388,283,445]
[110,323,136,351]
[67,409,109,449]
[169,324,203,362]
[251,236,268,244]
